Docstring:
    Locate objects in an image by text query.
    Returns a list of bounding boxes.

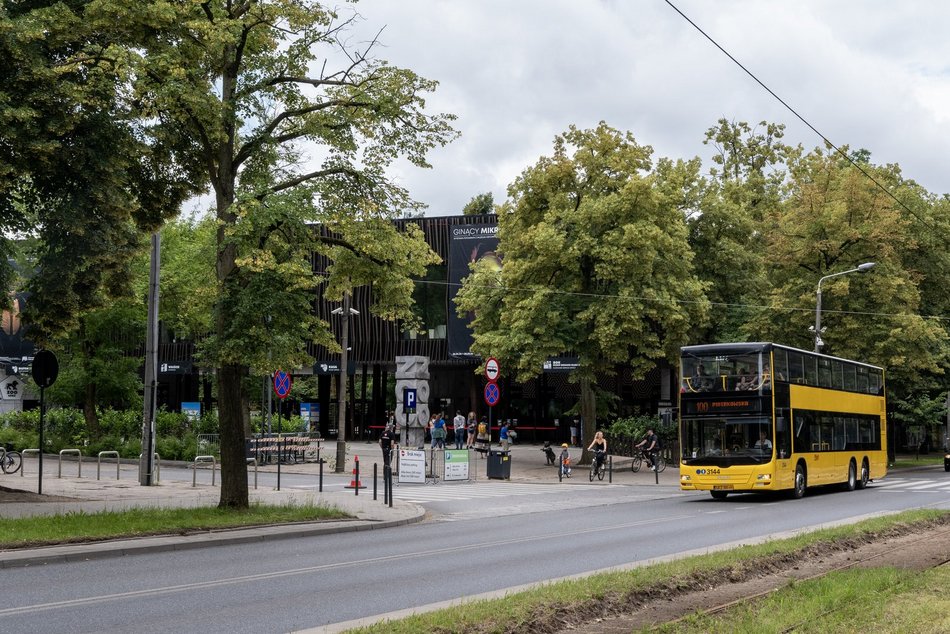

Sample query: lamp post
[331,293,359,473]
[813,262,875,352]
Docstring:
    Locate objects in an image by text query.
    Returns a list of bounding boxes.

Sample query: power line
[663,0,946,242]
[412,278,950,323]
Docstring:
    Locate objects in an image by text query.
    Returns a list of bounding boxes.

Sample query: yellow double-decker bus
[678,342,887,500]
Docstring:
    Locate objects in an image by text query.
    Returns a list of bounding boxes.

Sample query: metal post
[608,454,613,483]
[558,454,563,482]
[354,456,360,496]
[335,292,353,473]
[38,386,44,495]
[373,463,378,501]
[140,232,160,486]
[319,458,323,492]
[387,464,393,508]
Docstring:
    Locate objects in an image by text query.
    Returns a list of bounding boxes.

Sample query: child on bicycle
[559,443,572,477]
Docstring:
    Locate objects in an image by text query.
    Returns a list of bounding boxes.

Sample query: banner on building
[447,222,499,358]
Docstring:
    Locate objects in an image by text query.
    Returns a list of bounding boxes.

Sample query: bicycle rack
[19,449,39,477]
[58,449,82,478]
[192,455,216,487]
[97,451,120,480]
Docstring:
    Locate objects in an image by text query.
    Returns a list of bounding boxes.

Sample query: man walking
[453,410,466,450]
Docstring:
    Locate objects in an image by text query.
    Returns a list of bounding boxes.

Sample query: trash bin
[487,450,511,480]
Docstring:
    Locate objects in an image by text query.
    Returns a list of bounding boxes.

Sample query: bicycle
[630,449,666,473]
[1,449,22,474]
[589,450,607,481]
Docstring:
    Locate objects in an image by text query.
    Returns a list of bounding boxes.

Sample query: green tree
[0,1,202,342]
[746,148,950,399]
[462,192,494,216]
[686,120,792,342]
[456,123,709,464]
[131,2,456,507]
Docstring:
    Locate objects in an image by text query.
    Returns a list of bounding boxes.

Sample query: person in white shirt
[453,411,466,449]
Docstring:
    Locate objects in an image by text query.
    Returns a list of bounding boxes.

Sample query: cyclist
[587,430,608,473]
[635,427,660,471]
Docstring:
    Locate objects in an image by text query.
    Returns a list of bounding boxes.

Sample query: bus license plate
[712,485,733,490]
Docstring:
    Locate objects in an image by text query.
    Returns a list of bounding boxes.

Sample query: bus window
[773,348,788,383]
[842,364,856,391]
[869,369,882,394]
[787,351,805,384]
[803,355,818,386]
[831,360,844,389]
[856,366,869,393]
[818,358,833,388]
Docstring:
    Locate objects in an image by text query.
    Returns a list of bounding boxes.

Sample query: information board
[397,449,426,484]
[443,451,470,481]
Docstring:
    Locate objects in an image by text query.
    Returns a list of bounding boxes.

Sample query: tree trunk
[217,362,250,508]
[81,333,101,438]
[579,376,597,465]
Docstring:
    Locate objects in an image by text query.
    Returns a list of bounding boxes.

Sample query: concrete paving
[0,441,678,568]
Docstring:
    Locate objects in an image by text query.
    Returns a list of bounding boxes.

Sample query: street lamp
[813,262,875,352]
[331,294,359,473]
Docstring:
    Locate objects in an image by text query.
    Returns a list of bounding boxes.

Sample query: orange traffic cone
[344,454,367,489]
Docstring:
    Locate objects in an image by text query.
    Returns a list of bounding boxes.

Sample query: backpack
[477,422,487,436]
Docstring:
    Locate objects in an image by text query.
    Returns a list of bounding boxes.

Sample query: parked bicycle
[1,449,22,474]
[630,449,665,473]
[589,449,607,481]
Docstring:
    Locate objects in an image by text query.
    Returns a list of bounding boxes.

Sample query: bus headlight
[681,475,691,482]
[756,474,771,481]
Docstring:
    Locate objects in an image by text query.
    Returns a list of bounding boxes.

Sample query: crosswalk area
[387,480,608,503]
[873,477,950,493]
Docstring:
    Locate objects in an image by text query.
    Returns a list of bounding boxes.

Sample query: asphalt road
[2,469,949,633]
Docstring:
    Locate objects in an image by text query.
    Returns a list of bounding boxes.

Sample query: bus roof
[680,342,883,371]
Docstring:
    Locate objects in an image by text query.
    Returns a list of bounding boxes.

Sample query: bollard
[608,454,613,484]
[319,458,324,492]
[558,455,563,482]
[387,464,393,508]
[373,462,378,501]
[344,454,367,492]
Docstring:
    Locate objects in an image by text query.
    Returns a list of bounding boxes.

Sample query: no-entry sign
[485,357,500,382]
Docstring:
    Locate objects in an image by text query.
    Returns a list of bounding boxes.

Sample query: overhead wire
[662,0,948,244]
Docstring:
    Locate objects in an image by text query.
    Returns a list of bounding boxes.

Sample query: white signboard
[443,451,470,481]
[398,449,426,484]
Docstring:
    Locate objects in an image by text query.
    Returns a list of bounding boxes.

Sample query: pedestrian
[431,412,446,449]
[475,416,489,457]
[379,424,395,468]
[466,411,477,449]
[570,419,579,446]
[559,443,572,477]
[499,420,510,451]
[453,410,466,449]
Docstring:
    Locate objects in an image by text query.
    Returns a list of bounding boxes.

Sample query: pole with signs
[484,357,501,459]
[32,350,59,496]
[273,370,292,490]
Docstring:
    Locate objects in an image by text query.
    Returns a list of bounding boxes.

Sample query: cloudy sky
[348,0,950,216]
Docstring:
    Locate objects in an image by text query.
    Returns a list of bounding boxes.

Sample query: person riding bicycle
[635,428,660,471]
[587,430,608,471]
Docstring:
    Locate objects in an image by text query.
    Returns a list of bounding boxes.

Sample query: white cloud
[338,0,950,213]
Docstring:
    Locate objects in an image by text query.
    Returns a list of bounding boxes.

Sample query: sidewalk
[0,442,676,568]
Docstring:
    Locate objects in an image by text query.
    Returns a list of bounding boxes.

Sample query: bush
[98,409,142,441]
[605,414,675,457]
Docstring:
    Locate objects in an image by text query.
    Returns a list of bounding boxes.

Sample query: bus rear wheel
[845,461,857,491]
[791,464,806,499]
[856,460,870,489]
[710,490,728,500]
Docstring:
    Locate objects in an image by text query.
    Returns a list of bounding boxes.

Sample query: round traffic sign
[485,357,500,382]
[484,382,500,407]
[273,370,292,400]
[32,350,59,389]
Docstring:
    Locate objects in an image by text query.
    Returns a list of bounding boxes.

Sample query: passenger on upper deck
[691,363,713,391]
[735,370,756,391]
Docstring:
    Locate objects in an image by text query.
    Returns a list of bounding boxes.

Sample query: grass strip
[346,509,950,634]
[0,503,350,549]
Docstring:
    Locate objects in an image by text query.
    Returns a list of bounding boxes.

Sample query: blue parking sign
[403,388,417,411]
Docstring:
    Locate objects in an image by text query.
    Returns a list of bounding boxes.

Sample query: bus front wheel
[791,464,807,499]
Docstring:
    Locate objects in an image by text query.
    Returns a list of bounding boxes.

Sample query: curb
[0,506,426,569]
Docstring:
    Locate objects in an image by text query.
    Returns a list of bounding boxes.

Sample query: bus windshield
[681,416,773,465]
[681,349,772,393]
